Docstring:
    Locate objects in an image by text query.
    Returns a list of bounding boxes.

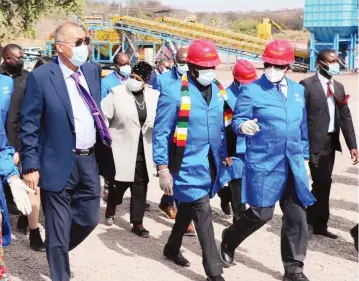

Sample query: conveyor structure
[44,15,309,71]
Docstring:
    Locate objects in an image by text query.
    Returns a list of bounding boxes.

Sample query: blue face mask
[320,61,339,76]
[68,45,89,67]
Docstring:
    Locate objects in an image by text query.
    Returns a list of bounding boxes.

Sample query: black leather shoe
[16,215,29,235]
[283,272,309,281]
[350,226,358,252]
[132,225,149,238]
[313,228,338,239]
[219,229,234,267]
[163,245,190,267]
[29,228,46,252]
[219,242,234,268]
[220,203,231,215]
[207,275,225,281]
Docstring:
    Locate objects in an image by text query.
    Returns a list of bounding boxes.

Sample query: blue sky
[160,0,305,12]
[102,0,306,12]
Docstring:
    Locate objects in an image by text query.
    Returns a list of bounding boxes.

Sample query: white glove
[240,119,260,135]
[8,177,35,215]
[305,160,311,179]
[158,168,173,196]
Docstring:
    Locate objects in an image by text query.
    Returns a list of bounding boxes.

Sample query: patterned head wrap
[132,61,153,82]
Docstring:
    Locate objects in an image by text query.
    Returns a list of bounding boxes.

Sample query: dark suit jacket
[300,74,357,154]
[20,59,102,192]
[89,60,102,78]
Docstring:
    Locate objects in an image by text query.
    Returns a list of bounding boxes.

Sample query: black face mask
[6,59,24,74]
[234,80,241,88]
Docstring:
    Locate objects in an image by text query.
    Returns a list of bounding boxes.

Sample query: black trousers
[223,168,308,274]
[218,179,246,220]
[42,154,100,281]
[307,133,336,230]
[106,160,148,225]
[166,195,223,277]
[229,179,246,222]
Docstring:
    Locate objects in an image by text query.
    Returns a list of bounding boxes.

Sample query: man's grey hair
[54,22,83,43]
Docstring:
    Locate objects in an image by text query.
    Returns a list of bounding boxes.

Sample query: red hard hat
[232,60,257,84]
[187,39,221,67]
[262,39,295,65]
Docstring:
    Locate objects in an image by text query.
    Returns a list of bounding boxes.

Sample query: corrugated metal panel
[308,26,357,42]
[304,0,358,28]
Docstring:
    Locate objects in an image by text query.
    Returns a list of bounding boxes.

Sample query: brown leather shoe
[159,204,177,219]
[184,223,196,237]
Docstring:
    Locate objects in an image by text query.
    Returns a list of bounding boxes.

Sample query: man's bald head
[55,22,84,44]
[113,53,130,66]
[157,59,171,73]
[176,47,188,64]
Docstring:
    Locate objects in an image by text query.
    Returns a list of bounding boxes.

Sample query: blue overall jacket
[153,77,226,203]
[231,75,316,207]
[0,74,16,246]
[217,81,246,187]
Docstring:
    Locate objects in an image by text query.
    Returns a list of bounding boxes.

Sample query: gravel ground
[6,70,358,281]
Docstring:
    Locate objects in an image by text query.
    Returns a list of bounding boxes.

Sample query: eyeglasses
[264,62,288,70]
[58,36,91,47]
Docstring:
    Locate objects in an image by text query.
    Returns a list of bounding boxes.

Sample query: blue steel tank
[304,0,358,71]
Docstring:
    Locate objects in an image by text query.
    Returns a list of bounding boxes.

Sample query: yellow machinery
[157,16,308,60]
[120,16,265,54]
[258,18,285,41]
[45,14,308,71]
[157,16,267,45]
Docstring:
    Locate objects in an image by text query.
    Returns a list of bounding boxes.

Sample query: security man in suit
[20,22,111,281]
[219,40,315,281]
[153,39,227,281]
[300,49,358,239]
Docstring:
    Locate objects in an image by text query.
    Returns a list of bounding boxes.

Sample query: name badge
[1,86,10,95]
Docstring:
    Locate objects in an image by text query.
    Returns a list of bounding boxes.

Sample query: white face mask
[319,61,340,76]
[197,69,216,86]
[264,67,286,83]
[65,45,88,67]
[117,65,131,77]
[176,64,189,75]
[126,78,144,92]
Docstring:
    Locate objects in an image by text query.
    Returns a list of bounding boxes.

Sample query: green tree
[0,0,84,39]
[209,16,221,27]
[232,18,259,36]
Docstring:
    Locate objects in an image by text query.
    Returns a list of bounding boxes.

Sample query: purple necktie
[71,72,112,147]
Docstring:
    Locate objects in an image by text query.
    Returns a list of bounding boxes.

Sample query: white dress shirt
[274,77,288,98]
[317,72,335,133]
[58,57,96,149]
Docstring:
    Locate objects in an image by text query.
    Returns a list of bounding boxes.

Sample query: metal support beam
[309,33,316,72]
